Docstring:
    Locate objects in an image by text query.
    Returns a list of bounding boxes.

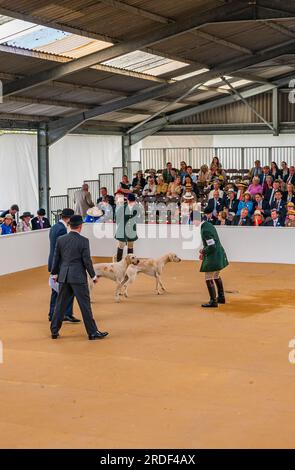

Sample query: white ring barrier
[0,224,294,276]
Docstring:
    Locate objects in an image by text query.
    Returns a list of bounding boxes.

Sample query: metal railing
[140,146,295,171]
[50,195,69,225]
[84,179,99,204]
[67,187,80,210]
[113,166,128,193]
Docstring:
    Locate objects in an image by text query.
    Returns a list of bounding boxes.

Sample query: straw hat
[183,192,194,200]
[4,214,14,220]
[86,207,103,217]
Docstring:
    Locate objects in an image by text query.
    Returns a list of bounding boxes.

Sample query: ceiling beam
[46,39,295,143]
[190,29,253,55]
[98,0,172,24]
[261,20,295,38]
[0,113,49,122]
[1,1,249,97]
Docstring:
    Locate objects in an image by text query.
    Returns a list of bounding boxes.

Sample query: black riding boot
[202,280,218,308]
[215,277,225,304]
[116,247,124,262]
[127,247,133,254]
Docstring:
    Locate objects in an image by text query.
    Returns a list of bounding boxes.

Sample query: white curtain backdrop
[49,134,122,195]
[0,133,38,214]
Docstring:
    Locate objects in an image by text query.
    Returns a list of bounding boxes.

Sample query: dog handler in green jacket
[199,219,229,308]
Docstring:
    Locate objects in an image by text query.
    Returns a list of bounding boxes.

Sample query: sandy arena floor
[0,259,295,449]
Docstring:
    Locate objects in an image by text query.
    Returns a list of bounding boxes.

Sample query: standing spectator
[248,176,263,197]
[162,162,174,184]
[74,184,94,217]
[179,161,188,183]
[232,207,252,226]
[31,208,51,230]
[0,214,14,235]
[284,165,295,186]
[0,204,19,232]
[17,212,33,232]
[264,209,284,227]
[270,161,280,180]
[132,171,146,194]
[48,208,79,323]
[248,160,262,179]
[97,187,115,208]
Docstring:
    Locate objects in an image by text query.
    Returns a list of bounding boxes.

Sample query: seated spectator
[0,204,19,232]
[118,175,132,195]
[97,187,115,208]
[183,175,199,199]
[232,207,252,226]
[284,183,295,204]
[31,208,51,230]
[16,212,33,232]
[197,164,209,187]
[97,197,115,222]
[210,156,222,170]
[285,209,295,227]
[162,162,174,184]
[216,210,231,226]
[0,213,14,235]
[208,163,220,183]
[132,171,146,193]
[224,189,239,216]
[264,179,280,205]
[236,181,248,201]
[187,165,197,183]
[270,190,286,218]
[252,210,264,227]
[167,175,182,197]
[155,175,168,195]
[206,190,224,217]
[284,165,295,186]
[260,165,270,190]
[248,176,263,196]
[270,161,280,180]
[84,206,103,223]
[253,193,270,218]
[143,177,157,196]
[215,168,227,187]
[263,208,284,227]
[248,159,262,179]
[202,206,217,225]
[208,180,224,200]
[179,161,188,183]
[237,192,254,216]
[263,175,273,195]
[180,192,199,224]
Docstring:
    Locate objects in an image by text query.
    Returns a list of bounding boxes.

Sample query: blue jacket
[1,223,13,235]
[48,221,67,272]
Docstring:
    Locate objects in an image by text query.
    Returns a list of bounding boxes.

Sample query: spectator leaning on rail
[31,208,51,230]
[0,204,19,232]
[0,213,14,235]
[17,212,33,232]
[74,183,94,217]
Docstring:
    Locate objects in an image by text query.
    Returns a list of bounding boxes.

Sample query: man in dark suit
[232,208,252,226]
[97,187,115,208]
[48,208,79,323]
[50,215,108,341]
[263,209,285,227]
[31,208,51,230]
[224,189,239,215]
[270,190,286,218]
[253,193,270,218]
[206,190,224,217]
[284,166,295,186]
[264,179,280,206]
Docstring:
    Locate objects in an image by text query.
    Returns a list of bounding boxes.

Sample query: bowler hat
[127,193,136,202]
[37,208,46,216]
[204,206,212,214]
[70,215,83,227]
[61,208,74,218]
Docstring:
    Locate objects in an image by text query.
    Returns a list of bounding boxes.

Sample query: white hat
[183,192,194,200]
[87,207,103,217]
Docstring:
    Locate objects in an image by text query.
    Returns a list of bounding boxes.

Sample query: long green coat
[115,203,142,242]
[200,221,229,272]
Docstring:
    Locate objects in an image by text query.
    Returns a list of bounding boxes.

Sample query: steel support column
[37,125,50,215]
[122,134,131,169]
[272,87,280,136]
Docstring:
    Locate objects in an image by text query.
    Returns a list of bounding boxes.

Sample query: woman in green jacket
[199,211,229,308]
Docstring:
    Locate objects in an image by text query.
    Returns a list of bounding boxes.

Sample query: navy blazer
[48,221,67,272]
[263,218,285,227]
[224,198,239,214]
[206,198,224,214]
[270,200,286,217]
[31,216,51,231]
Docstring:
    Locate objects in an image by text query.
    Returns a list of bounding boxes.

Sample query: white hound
[90,254,139,302]
[120,252,181,296]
